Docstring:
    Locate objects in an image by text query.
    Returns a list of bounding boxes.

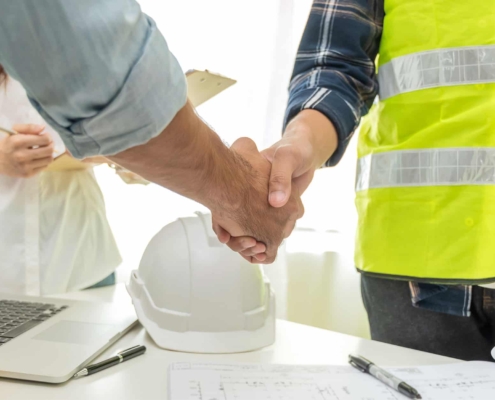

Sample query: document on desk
[169,361,495,400]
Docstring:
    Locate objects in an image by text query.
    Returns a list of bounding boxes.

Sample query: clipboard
[186,69,236,108]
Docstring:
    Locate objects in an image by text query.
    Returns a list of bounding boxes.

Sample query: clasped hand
[212,133,316,264]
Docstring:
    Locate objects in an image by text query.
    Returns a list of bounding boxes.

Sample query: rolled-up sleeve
[0,0,186,158]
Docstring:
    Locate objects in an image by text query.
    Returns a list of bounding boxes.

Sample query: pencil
[0,126,17,136]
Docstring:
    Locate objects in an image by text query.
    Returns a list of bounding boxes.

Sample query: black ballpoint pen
[349,354,422,399]
[73,345,146,378]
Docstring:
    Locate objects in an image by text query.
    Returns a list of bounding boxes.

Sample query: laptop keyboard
[0,300,68,346]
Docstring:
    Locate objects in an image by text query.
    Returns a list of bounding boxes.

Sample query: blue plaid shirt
[285,0,473,317]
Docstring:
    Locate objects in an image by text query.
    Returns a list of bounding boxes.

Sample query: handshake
[211,136,305,264]
[109,104,337,263]
[210,110,337,265]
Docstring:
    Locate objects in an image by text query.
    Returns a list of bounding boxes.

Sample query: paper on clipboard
[186,69,236,108]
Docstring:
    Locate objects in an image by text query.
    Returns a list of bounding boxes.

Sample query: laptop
[0,292,137,383]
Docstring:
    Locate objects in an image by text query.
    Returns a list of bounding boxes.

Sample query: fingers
[240,252,267,264]
[9,156,53,178]
[226,236,257,252]
[11,124,45,135]
[27,145,54,160]
[10,146,53,167]
[212,223,231,244]
[239,242,266,255]
[11,132,53,149]
[240,242,267,262]
[29,156,54,170]
[222,236,267,262]
[212,228,268,264]
[267,145,299,208]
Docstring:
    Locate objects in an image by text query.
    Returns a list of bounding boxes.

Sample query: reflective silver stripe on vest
[356,148,495,191]
[378,45,495,100]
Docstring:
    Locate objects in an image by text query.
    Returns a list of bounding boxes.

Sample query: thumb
[267,146,297,208]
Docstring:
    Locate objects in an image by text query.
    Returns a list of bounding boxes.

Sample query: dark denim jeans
[361,274,495,361]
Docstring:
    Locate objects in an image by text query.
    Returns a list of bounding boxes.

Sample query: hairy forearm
[108,102,244,212]
[284,109,338,167]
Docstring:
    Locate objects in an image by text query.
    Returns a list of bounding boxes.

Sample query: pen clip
[118,345,141,356]
[349,359,367,373]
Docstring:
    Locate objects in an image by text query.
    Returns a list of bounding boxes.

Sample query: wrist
[203,145,265,239]
[284,109,338,168]
[196,131,247,215]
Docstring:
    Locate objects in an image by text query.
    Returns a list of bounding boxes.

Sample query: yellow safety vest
[355,0,495,283]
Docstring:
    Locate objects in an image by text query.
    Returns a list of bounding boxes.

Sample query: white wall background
[95,0,369,338]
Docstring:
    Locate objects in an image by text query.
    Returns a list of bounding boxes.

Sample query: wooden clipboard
[186,69,236,108]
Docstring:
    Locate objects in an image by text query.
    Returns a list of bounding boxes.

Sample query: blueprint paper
[169,361,495,400]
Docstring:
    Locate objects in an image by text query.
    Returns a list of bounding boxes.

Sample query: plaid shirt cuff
[284,87,359,166]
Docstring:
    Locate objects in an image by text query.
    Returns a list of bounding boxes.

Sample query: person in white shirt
[0,73,121,296]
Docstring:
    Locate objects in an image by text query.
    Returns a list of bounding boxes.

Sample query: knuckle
[298,202,305,219]
[240,249,253,257]
[17,124,32,133]
[10,136,22,148]
[240,238,255,249]
[274,144,298,163]
[283,224,296,239]
[39,137,51,146]
[227,242,241,253]
[270,173,288,185]
[234,243,247,252]
[13,152,26,164]
[273,144,291,157]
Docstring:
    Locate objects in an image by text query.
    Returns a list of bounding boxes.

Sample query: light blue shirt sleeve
[0,0,187,158]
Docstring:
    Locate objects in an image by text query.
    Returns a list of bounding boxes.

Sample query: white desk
[0,284,458,400]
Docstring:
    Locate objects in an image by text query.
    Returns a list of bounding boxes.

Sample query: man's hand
[264,110,337,207]
[108,102,303,264]
[221,110,338,261]
[0,124,54,178]
[211,137,304,264]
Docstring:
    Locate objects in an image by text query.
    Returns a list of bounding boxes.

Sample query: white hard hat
[127,212,276,353]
